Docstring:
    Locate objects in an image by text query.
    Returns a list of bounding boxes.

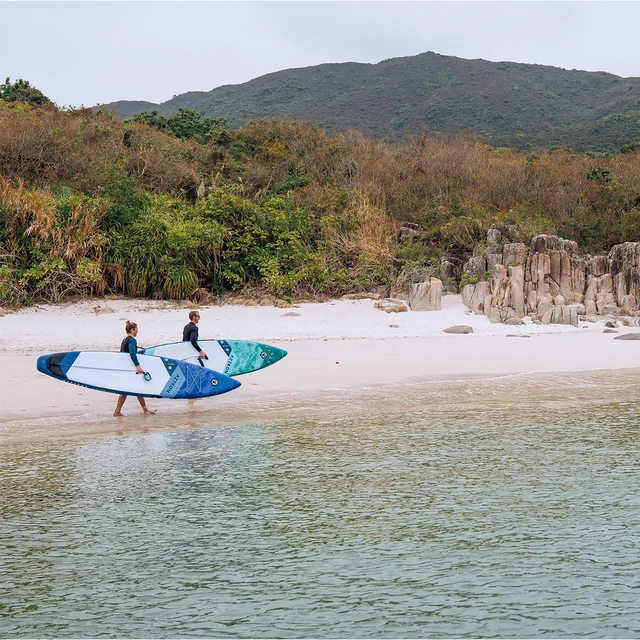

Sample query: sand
[1,294,639,441]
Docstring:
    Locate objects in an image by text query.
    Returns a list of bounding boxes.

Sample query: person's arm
[189,326,207,359]
[128,338,144,373]
[189,328,201,352]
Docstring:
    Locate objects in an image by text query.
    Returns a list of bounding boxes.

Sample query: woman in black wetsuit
[113,320,156,417]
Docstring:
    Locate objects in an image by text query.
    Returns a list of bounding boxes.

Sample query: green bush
[459,273,479,291]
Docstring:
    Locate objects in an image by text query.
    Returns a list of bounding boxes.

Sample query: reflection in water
[2,373,640,637]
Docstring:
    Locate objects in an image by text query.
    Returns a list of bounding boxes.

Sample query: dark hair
[189,310,200,320]
[125,320,138,333]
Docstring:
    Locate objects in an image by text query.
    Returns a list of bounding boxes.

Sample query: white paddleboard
[37,351,241,398]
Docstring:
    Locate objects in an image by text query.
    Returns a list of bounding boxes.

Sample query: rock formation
[460,231,640,326]
[407,277,443,311]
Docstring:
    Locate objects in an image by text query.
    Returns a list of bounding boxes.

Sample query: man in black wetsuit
[183,310,207,364]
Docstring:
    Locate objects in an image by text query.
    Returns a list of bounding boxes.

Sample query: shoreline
[2,363,639,446]
[2,295,640,442]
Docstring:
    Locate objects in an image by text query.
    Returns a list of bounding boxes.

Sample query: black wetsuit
[182,322,202,352]
[120,335,140,366]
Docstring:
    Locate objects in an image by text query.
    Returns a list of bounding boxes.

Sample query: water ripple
[2,396,640,637]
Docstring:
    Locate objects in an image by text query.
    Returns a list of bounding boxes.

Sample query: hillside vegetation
[2,78,640,307]
[103,51,640,153]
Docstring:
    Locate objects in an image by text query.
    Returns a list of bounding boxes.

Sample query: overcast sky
[2,1,640,107]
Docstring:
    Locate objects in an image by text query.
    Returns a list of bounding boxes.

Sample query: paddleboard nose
[36,353,67,380]
[206,370,241,395]
[258,344,288,368]
[36,352,77,380]
[36,354,50,375]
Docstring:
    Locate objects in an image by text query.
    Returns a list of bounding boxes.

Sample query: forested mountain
[102,51,640,153]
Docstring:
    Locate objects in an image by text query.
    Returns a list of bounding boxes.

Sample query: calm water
[2,376,640,638]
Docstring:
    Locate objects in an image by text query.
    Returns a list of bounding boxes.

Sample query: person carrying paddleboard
[114,320,156,417]
[183,310,207,365]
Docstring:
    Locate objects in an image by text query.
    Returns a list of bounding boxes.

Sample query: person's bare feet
[143,408,156,415]
[113,411,124,417]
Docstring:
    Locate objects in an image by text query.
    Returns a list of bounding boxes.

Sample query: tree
[620,141,640,154]
[0,77,54,107]
[130,108,229,144]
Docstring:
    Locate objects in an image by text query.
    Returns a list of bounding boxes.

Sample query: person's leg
[137,396,156,414]
[114,395,127,417]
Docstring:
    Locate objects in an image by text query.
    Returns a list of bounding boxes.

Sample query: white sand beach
[1,294,639,439]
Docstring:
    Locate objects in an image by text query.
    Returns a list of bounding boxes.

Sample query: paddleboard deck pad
[143,339,287,376]
[37,351,240,398]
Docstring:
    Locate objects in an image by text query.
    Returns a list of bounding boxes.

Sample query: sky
[2,1,640,108]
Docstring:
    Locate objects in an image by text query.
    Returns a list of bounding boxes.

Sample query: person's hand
[136,365,144,374]
[199,351,207,359]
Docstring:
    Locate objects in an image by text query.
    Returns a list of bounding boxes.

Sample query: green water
[2,380,640,637]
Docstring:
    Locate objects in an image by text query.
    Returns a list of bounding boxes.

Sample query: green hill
[101,51,640,152]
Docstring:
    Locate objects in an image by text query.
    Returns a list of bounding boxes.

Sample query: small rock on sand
[374,298,408,313]
[443,325,473,334]
[341,293,381,300]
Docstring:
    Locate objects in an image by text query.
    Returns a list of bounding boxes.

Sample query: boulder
[588,255,609,277]
[568,303,586,316]
[464,257,487,278]
[443,325,474,334]
[621,294,637,316]
[441,257,463,279]
[508,265,525,317]
[503,243,527,267]
[408,278,442,311]
[613,333,640,340]
[463,281,491,314]
[95,306,115,315]
[531,234,578,257]
[537,295,552,318]
[486,253,503,271]
[488,307,502,324]
[374,298,408,313]
[503,308,524,325]
[526,290,538,314]
[486,228,502,252]
[461,284,475,308]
